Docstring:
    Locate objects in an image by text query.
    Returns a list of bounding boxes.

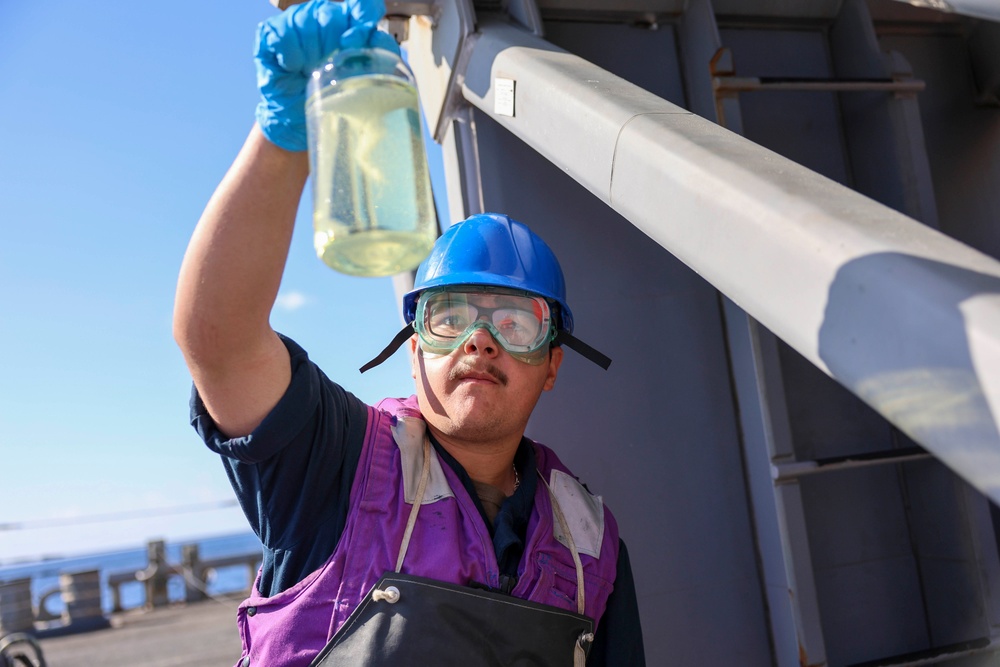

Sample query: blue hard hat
[403,213,575,333]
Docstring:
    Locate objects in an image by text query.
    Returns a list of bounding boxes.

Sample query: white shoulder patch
[391,417,454,505]
[549,469,605,559]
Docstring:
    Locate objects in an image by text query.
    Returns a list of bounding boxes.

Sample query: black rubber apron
[309,438,595,667]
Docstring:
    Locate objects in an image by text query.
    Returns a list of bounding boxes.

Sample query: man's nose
[462,325,499,357]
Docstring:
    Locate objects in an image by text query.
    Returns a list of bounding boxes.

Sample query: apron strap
[541,473,593,667]
[395,435,432,572]
[539,472,586,617]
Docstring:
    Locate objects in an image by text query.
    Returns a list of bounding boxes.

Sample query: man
[173,0,645,664]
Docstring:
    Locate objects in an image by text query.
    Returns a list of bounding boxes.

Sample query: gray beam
[456,18,1000,504]
[892,0,1000,22]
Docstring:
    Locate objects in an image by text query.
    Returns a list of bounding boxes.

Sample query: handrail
[32,550,261,615]
[105,552,260,612]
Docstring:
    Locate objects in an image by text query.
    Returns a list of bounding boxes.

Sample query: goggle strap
[359,323,415,374]
[554,331,612,370]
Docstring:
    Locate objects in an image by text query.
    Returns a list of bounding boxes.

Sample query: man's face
[409,291,563,447]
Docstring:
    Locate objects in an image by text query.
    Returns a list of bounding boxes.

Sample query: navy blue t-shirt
[190,335,644,665]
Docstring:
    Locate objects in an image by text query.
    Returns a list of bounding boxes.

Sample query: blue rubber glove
[254,0,402,151]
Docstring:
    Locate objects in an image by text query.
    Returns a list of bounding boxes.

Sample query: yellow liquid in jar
[307,74,436,277]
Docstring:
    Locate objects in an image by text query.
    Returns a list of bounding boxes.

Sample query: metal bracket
[504,0,544,37]
[433,4,477,143]
[384,1,441,43]
[399,0,478,145]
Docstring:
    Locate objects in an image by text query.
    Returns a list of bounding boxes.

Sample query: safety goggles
[414,287,557,364]
[359,288,612,374]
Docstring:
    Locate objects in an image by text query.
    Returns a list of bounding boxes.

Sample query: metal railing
[1,540,261,638]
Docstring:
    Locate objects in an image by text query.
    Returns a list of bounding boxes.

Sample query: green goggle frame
[413,287,556,364]
[359,288,612,374]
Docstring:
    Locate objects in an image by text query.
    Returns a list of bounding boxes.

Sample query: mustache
[449,362,509,387]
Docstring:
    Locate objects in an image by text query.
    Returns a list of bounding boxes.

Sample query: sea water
[306,74,436,277]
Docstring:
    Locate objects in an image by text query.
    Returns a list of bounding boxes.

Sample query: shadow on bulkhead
[818,251,1000,500]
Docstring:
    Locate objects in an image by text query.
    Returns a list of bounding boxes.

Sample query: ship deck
[33,594,243,667]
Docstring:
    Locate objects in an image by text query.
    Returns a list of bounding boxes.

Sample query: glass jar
[305,47,437,277]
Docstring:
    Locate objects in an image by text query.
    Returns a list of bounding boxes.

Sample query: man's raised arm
[173,128,307,438]
[172,0,398,437]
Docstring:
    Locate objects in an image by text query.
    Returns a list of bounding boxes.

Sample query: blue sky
[0,2,435,562]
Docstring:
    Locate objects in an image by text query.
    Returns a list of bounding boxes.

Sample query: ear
[409,335,419,379]
[542,346,563,391]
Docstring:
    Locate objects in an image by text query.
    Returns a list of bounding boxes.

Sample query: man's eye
[497,318,525,333]
[432,310,471,332]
